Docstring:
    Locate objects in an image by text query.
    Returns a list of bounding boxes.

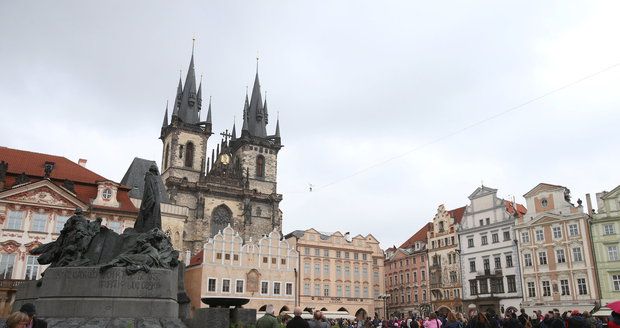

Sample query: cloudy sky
[1,1,619,249]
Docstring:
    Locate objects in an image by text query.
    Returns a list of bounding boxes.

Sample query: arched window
[164,144,170,169]
[185,142,194,168]
[211,205,232,236]
[256,155,265,178]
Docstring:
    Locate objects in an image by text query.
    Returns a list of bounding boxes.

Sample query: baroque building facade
[457,186,526,313]
[514,183,598,312]
[184,225,298,315]
[384,223,431,318]
[285,229,385,320]
[0,147,140,316]
[427,205,465,314]
[159,50,283,254]
[589,185,620,314]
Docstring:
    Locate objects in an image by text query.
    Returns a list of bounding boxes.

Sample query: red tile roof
[448,206,467,223]
[189,250,204,266]
[504,200,527,218]
[399,222,432,249]
[0,146,137,213]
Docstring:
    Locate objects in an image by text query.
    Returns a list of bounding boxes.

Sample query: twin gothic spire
[162,44,279,142]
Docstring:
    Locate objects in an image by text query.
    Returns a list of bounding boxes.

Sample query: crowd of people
[257,304,620,328]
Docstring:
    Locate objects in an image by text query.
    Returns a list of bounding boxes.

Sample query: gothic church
[159,49,283,254]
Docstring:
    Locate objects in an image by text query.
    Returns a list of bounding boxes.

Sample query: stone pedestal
[230,308,256,327]
[13,267,187,327]
[190,308,230,328]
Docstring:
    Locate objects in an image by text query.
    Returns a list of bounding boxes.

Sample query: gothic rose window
[211,205,232,236]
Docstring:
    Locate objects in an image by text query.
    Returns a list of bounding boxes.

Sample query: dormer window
[102,188,113,200]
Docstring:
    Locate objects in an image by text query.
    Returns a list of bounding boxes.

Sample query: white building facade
[458,186,525,313]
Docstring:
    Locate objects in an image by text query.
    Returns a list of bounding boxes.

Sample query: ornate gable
[523,183,564,198]
[0,180,86,209]
[468,186,498,200]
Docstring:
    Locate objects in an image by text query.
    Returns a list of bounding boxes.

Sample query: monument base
[14,267,186,327]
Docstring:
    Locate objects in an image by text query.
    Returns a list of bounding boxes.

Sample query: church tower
[159,49,283,254]
[160,46,212,184]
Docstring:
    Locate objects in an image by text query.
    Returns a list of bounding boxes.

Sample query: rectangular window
[270,257,275,264]
[483,258,490,271]
[608,246,619,261]
[304,247,310,255]
[422,290,427,301]
[286,283,293,295]
[344,266,350,276]
[345,285,351,297]
[324,264,330,275]
[486,218,490,225]
[521,232,530,243]
[556,249,566,263]
[314,263,320,275]
[406,273,410,283]
[560,279,570,295]
[236,280,244,293]
[479,219,484,226]
[24,255,39,280]
[573,247,583,262]
[6,211,24,230]
[273,282,281,295]
[494,278,505,293]
[355,285,360,297]
[337,285,343,297]
[324,249,329,257]
[363,266,368,277]
[468,238,474,248]
[344,252,350,259]
[354,253,359,260]
[569,224,579,237]
[421,271,425,281]
[222,279,231,293]
[577,278,588,295]
[494,257,501,269]
[362,253,368,261]
[303,283,310,295]
[108,221,122,234]
[507,276,516,293]
[469,260,476,273]
[506,255,513,268]
[527,282,536,297]
[208,278,216,292]
[314,248,320,256]
[542,281,551,296]
[612,275,620,291]
[55,215,69,233]
[374,270,379,280]
[30,213,47,232]
[535,230,544,242]
[413,271,418,282]
[604,224,616,235]
[336,251,341,258]
[479,279,489,294]
[503,231,511,241]
[336,265,342,276]
[552,226,562,239]
[261,281,269,294]
[492,233,499,243]
[524,253,533,267]
[481,235,488,245]
[414,293,419,303]
[323,284,329,296]
[304,262,310,273]
[315,284,320,296]
[281,258,286,265]
[262,256,267,263]
[538,251,547,265]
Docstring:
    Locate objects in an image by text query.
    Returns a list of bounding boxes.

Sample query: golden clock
[220,154,231,165]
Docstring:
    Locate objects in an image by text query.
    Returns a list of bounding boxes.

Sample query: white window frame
[273,281,282,295]
[55,215,69,233]
[556,249,566,263]
[604,224,616,235]
[524,253,533,267]
[569,224,579,237]
[560,279,570,295]
[0,253,16,279]
[260,280,269,295]
[612,274,620,291]
[552,226,562,239]
[24,255,40,280]
[285,282,293,295]
[573,247,584,262]
[535,230,544,242]
[207,277,217,292]
[222,278,231,293]
[235,279,244,294]
[6,211,24,230]
[577,278,588,295]
[521,232,530,243]
[30,213,47,232]
[608,245,619,261]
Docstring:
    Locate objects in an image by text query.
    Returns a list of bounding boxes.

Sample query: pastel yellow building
[285,229,385,319]
[184,225,298,316]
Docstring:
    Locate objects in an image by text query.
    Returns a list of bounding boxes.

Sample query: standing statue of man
[134,164,162,232]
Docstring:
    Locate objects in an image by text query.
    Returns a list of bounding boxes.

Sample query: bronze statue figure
[134,164,162,232]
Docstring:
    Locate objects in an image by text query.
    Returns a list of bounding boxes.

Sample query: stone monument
[13,166,188,327]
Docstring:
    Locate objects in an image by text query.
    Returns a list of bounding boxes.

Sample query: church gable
[0,180,85,209]
[523,183,564,198]
[468,186,498,200]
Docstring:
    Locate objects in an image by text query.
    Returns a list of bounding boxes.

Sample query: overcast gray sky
[1,1,619,249]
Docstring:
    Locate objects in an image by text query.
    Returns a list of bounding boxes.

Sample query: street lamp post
[378,294,391,320]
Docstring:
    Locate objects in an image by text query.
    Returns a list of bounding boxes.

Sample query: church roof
[120,157,169,202]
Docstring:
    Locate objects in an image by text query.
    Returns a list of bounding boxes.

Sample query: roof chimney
[78,159,87,167]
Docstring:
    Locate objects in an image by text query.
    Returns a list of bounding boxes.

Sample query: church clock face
[220,153,231,165]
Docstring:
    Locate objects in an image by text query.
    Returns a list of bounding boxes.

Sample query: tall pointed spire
[206,96,212,125]
[173,74,182,117]
[162,101,169,127]
[275,116,280,138]
[231,120,237,141]
[176,39,200,124]
[197,75,203,112]
[247,65,267,137]
[242,88,249,133]
[263,95,269,125]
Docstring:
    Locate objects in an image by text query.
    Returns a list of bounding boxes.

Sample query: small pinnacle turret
[162,101,169,127]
